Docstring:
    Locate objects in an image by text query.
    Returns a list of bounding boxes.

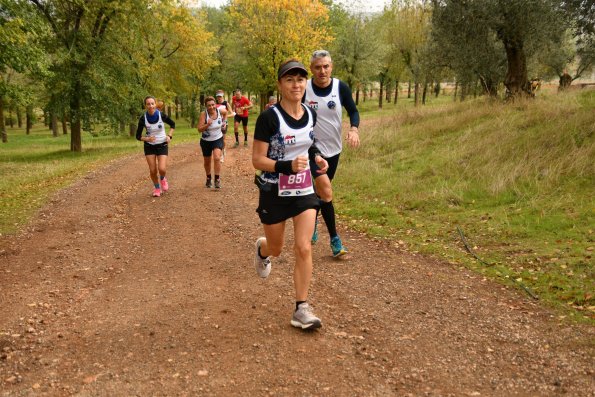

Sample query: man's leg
[233,119,240,146]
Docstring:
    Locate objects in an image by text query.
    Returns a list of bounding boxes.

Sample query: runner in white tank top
[198,96,227,189]
[304,50,361,257]
[252,59,329,331]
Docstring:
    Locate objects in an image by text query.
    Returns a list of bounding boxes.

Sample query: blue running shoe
[330,235,348,257]
[311,218,319,244]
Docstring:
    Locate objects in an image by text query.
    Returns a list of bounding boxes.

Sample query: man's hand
[315,155,329,174]
[347,127,360,148]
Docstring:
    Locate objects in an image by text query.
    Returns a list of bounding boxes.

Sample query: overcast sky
[193,0,391,13]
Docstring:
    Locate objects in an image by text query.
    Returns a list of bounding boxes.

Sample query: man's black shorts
[234,115,249,127]
[310,153,340,180]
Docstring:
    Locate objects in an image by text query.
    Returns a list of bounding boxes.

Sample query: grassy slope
[337,89,594,323]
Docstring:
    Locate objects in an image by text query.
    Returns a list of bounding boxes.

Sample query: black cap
[277,61,308,80]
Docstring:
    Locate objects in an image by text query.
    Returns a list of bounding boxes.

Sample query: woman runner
[215,90,233,163]
[198,96,227,189]
[252,59,329,330]
[136,96,175,197]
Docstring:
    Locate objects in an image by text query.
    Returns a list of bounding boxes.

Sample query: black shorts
[310,153,340,180]
[234,115,249,127]
[256,185,320,225]
[200,137,224,157]
[144,142,168,156]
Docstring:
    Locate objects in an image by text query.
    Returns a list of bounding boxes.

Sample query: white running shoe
[254,237,271,278]
[291,303,322,330]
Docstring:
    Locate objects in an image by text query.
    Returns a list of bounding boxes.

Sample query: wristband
[274,160,295,175]
[168,135,173,139]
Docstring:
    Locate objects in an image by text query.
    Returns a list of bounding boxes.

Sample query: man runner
[232,89,253,147]
[304,49,360,257]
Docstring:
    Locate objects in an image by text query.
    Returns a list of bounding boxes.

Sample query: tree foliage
[431,0,570,97]
[229,0,331,97]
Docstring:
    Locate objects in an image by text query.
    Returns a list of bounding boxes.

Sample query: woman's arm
[252,140,275,172]
[135,116,145,141]
[197,111,210,132]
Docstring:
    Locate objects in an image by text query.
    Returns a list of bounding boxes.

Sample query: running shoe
[214,179,221,189]
[205,179,212,188]
[311,218,319,244]
[330,235,348,257]
[161,177,169,192]
[152,187,161,197]
[254,237,271,278]
[244,141,248,147]
[234,142,239,148]
[291,303,322,330]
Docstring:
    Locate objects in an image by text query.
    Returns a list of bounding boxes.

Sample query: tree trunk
[558,73,572,90]
[355,87,360,106]
[454,81,458,101]
[175,96,180,119]
[503,39,529,97]
[17,107,22,128]
[434,82,440,98]
[52,112,58,137]
[70,81,82,152]
[378,78,384,109]
[385,79,391,103]
[422,82,428,105]
[62,114,68,135]
[414,82,420,106]
[190,94,198,128]
[129,108,138,137]
[26,105,33,135]
[407,81,412,98]
[0,96,7,143]
[394,81,399,104]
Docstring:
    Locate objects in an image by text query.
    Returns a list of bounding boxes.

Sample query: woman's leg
[212,148,222,175]
[261,221,286,258]
[291,209,316,301]
[145,155,158,184]
[156,155,167,178]
[203,155,212,177]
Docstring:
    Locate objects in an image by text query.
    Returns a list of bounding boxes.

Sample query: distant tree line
[1,0,591,150]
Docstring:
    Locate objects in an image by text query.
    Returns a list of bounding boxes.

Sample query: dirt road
[1,141,593,396]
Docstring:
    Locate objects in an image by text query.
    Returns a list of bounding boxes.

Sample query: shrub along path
[0,140,593,396]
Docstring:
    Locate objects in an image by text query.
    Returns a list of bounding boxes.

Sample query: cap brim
[278,61,308,80]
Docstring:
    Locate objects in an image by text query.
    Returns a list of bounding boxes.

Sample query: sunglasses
[312,50,330,58]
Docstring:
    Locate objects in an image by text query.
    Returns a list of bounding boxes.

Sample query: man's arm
[339,81,360,148]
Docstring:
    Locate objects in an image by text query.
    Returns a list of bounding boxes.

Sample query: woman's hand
[292,156,309,173]
[314,155,329,174]
[145,136,156,143]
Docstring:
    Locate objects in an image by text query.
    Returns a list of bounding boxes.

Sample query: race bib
[278,169,314,197]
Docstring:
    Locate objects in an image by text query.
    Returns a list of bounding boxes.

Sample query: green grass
[0,118,199,235]
[336,89,595,323]
[1,91,593,323]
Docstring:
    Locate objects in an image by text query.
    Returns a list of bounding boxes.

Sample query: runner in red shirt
[232,89,253,147]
